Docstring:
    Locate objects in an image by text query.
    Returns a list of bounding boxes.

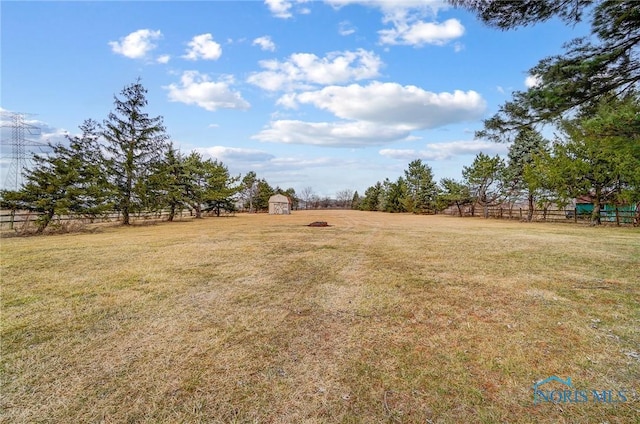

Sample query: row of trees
[436,0,640,225]
[358,94,640,225]
[0,81,297,233]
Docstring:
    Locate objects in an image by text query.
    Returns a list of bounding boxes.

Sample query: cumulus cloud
[252,120,410,147]
[197,146,275,162]
[265,0,293,18]
[259,83,486,148]
[164,71,250,111]
[265,0,309,18]
[380,140,508,160]
[157,55,171,64]
[253,36,276,52]
[183,33,222,61]
[379,18,464,46]
[247,49,382,91]
[108,29,162,59]
[283,82,486,129]
[324,1,462,47]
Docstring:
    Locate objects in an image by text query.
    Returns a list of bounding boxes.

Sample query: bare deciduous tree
[300,186,315,209]
[336,189,354,208]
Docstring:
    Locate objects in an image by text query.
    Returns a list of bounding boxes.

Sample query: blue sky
[1,0,589,196]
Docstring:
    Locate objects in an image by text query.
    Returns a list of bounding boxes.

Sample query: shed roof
[268,194,290,203]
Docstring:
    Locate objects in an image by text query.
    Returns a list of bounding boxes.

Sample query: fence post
[574,207,578,223]
[519,208,522,220]
[615,207,620,226]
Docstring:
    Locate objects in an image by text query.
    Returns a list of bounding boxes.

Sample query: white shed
[269,194,291,215]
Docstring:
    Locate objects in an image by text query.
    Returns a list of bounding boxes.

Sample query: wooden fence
[447,206,638,226]
[0,209,206,231]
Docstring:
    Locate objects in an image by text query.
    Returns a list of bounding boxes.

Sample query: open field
[1,210,639,423]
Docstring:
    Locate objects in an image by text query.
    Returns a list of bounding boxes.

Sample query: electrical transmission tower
[0,111,48,190]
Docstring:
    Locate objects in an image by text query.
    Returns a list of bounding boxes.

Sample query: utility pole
[0,111,47,190]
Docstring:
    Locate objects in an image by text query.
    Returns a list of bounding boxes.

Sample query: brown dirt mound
[307,221,330,227]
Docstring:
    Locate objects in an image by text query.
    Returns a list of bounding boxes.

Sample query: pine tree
[102,80,169,225]
[463,153,506,218]
[438,178,472,217]
[149,144,188,221]
[14,119,110,233]
[183,152,239,218]
[404,159,438,213]
[504,128,549,221]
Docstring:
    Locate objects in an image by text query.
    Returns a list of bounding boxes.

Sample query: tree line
[0,80,297,233]
[357,93,640,225]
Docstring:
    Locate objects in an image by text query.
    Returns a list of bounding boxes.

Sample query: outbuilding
[268,194,291,215]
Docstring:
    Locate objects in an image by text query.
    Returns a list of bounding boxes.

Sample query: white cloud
[197,146,275,162]
[380,140,508,160]
[157,55,171,64]
[164,71,250,111]
[108,29,162,59]
[183,33,222,61]
[379,18,464,46]
[496,85,505,94]
[260,82,485,148]
[252,120,411,147]
[338,21,356,36]
[253,36,276,52]
[325,0,444,15]
[525,74,542,88]
[324,1,462,47]
[265,0,309,18]
[247,49,382,91]
[284,82,486,129]
[265,0,294,18]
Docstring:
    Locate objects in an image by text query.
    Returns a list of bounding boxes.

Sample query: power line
[0,111,49,190]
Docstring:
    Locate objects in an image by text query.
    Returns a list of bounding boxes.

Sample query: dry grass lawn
[1,210,639,423]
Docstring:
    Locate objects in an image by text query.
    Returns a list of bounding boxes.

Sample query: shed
[269,194,291,215]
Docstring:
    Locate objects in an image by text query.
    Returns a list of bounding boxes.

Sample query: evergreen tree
[504,128,549,221]
[438,178,473,217]
[283,187,299,210]
[463,153,506,218]
[183,152,239,218]
[535,96,640,225]
[403,159,438,213]
[102,80,169,225]
[254,179,275,212]
[351,191,361,210]
[454,0,640,134]
[361,182,383,211]
[13,119,110,233]
[149,144,188,221]
[382,177,408,213]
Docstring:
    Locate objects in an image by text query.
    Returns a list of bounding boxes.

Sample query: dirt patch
[307,221,330,227]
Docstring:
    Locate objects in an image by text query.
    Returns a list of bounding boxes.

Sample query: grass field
[1,210,638,423]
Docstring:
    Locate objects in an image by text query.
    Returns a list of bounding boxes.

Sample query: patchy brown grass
[1,210,638,423]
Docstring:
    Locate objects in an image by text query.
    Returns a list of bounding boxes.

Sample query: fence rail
[447,206,638,226]
[0,209,200,231]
